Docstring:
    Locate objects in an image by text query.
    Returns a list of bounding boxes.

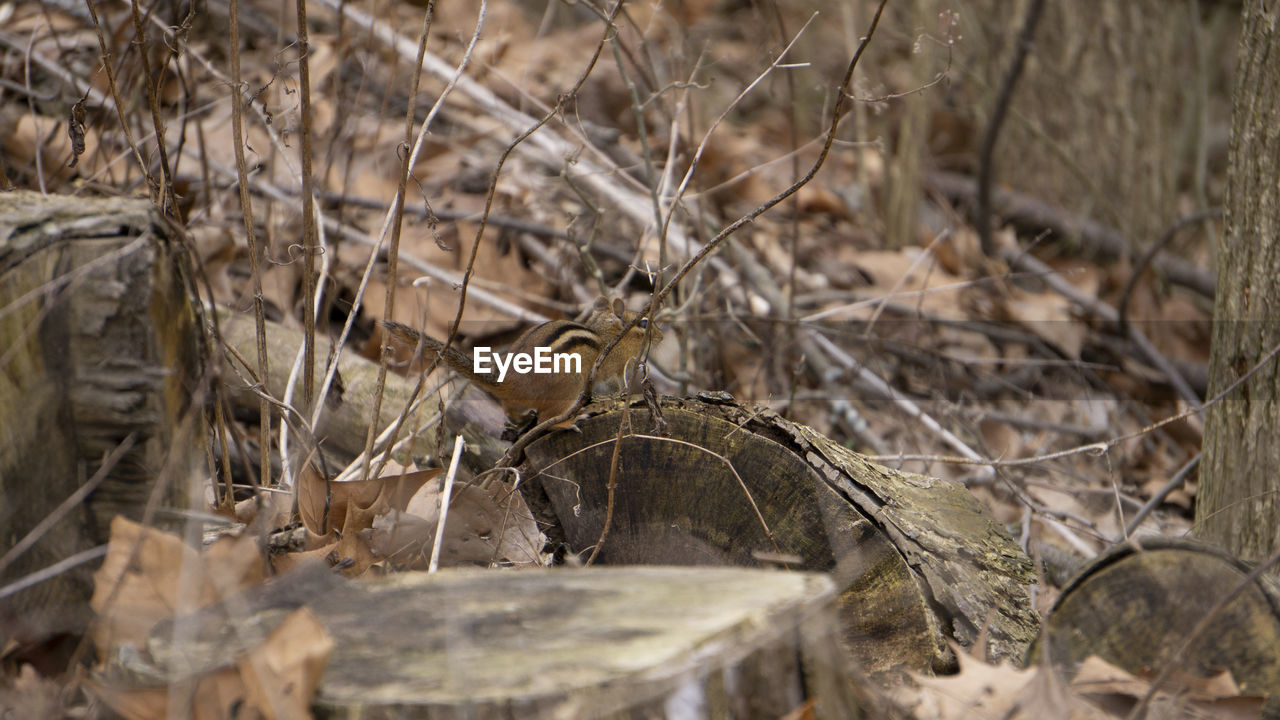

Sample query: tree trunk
[1197,0,1280,562]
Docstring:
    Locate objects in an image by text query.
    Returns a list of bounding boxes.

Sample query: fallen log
[519,395,1040,674]
[1038,537,1280,715]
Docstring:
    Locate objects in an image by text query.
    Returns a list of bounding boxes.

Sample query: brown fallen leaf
[905,646,1107,720]
[89,607,332,720]
[296,464,440,539]
[367,481,545,570]
[90,517,263,658]
[1070,655,1266,720]
[238,608,334,720]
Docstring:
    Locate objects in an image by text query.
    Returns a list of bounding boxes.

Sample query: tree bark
[0,191,199,641]
[1197,0,1280,562]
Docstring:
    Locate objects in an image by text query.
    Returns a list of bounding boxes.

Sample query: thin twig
[362,0,443,482]
[377,1,624,473]
[863,228,951,335]
[309,0,712,273]
[0,434,136,576]
[811,331,992,477]
[126,0,177,213]
[867,336,1280,471]
[1004,249,1202,408]
[536,433,784,560]
[78,4,149,190]
[0,546,109,602]
[926,170,1217,299]
[428,434,464,573]
[441,0,619,389]
[584,408,630,566]
[1124,454,1200,537]
[498,0,892,469]
[227,0,272,489]
[659,13,820,246]
[976,0,1046,256]
[1116,208,1221,336]
[294,0,319,409]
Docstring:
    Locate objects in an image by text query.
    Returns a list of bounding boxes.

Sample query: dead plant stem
[360,0,442,481]
[294,0,319,409]
[584,409,630,566]
[125,0,178,214]
[976,0,1046,256]
[81,1,150,191]
[500,2,887,468]
[227,0,272,489]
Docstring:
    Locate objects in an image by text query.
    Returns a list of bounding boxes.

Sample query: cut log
[214,308,511,473]
[1038,537,1280,711]
[106,563,883,719]
[518,395,1039,674]
[0,191,199,641]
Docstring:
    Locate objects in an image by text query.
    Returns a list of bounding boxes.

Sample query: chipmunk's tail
[380,321,498,386]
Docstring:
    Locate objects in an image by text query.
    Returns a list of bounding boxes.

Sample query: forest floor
[0,0,1242,717]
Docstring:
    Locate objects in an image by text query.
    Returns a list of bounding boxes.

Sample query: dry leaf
[796,184,850,218]
[908,649,1107,720]
[1071,655,1266,719]
[90,609,331,720]
[90,517,262,657]
[328,532,377,577]
[87,682,174,720]
[193,667,261,720]
[1004,286,1087,360]
[296,464,440,539]
[238,608,333,720]
[7,113,99,187]
[910,652,1038,719]
[367,481,545,569]
[270,541,338,576]
[847,249,969,321]
[978,418,1023,458]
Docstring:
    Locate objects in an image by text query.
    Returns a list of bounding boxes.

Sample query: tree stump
[518,395,1039,674]
[0,191,199,641]
[1038,537,1280,711]
[108,563,880,719]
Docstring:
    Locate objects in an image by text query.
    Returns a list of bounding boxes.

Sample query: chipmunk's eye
[638,318,649,329]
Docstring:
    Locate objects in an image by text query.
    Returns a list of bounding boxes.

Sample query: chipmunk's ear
[593,296,610,313]
[612,297,626,316]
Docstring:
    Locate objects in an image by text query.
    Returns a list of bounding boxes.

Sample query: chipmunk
[382,297,661,427]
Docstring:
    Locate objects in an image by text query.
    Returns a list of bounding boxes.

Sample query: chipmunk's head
[591,296,663,343]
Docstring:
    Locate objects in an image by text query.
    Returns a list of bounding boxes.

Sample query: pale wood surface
[130,564,879,720]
